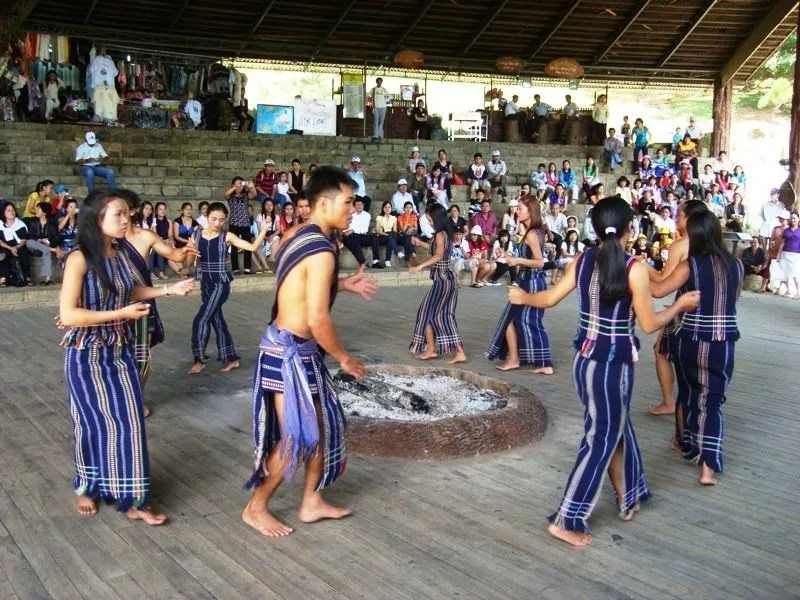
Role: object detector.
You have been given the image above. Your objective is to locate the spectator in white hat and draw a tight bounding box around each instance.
[488,149,507,202]
[254,158,278,202]
[391,178,416,215]
[407,146,425,174]
[75,131,116,192]
[347,156,371,212]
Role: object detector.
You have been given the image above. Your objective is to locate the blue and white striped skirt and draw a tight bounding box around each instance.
[410,275,463,355]
[64,343,150,511]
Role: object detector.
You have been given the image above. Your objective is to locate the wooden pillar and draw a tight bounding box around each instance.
[789,8,800,210]
[711,77,733,157]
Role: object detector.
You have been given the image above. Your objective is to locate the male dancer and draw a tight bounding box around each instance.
[646,199,707,417]
[243,167,377,537]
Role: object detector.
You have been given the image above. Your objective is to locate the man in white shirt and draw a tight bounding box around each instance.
[391,179,416,215]
[341,198,376,267]
[347,156,371,212]
[561,94,579,141]
[369,77,391,141]
[544,202,568,251]
[653,205,677,239]
[711,151,733,174]
[685,117,702,144]
[504,95,519,118]
[760,188,783,249]
[75,131,116,192]
[487,150,508,202]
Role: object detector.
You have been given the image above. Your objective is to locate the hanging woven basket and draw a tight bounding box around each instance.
[544,57,584,79]
[394,49,424,70]
[495,56,524,74]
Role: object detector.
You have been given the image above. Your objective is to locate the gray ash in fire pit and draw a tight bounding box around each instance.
[333,370,508,422]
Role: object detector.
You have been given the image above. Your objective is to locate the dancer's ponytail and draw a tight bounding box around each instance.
[591,196,634,304]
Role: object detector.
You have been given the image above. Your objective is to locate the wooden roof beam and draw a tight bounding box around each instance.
[8,0,41,31]
[592,0,653,65]
[84,0,100,24]
[526,0,582,62]
[308,0,359,63]
[390,0,437,52]
[458,0,511,57]
[168,0,192,33]
[238,0,278,55]
[658,0,719,67]
[745,27,798,82]
[720,0,798,85]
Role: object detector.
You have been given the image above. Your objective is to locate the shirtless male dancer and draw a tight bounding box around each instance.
[243,167,378,537]
[646,199,707,417]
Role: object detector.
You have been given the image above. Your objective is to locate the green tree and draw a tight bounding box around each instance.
[737,32,796,113]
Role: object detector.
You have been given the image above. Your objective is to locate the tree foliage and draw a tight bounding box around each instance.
[738,32,796,113]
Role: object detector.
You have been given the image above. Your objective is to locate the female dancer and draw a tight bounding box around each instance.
[486,195,553,374]
[189,202,268,374]
[508,196,699,546]
[650,210,743,485]
[409,203,466,363]
[59,190,194,523]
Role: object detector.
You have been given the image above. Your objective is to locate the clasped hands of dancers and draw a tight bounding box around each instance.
[60,179,739,549]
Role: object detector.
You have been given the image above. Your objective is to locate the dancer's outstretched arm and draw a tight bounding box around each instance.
[339,266,378,300]
[130,278,195,302]
[629,261,698,333]
[227,220,268,253]
[649,260,690,299]
[507,256,578,309]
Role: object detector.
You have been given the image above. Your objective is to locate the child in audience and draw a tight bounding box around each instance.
[531,163,548,198]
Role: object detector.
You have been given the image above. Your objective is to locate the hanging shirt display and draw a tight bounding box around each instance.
[88,55,117,91]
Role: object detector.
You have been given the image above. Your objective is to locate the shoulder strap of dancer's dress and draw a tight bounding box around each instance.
[271,224,338,323]
[118,238,149,287]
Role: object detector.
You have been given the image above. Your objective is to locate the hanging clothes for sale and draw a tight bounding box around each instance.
[87,53,117,94]
[93,84,120,121]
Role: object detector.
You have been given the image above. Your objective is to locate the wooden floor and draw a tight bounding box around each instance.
[1,284,799,600]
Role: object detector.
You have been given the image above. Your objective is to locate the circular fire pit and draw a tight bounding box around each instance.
[339,364,547,459]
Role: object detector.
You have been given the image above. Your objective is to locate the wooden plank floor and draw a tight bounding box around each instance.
[1,284,799,600]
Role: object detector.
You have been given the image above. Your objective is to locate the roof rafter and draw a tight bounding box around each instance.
[308,0,359,63]
[592,0,653,65]
[526,0,582,62]
[658,0,720,67]
[84,0,99,24]
[458,0,511,57]
[390,0,437,52]
[238,0,278,56]
[168,0,192,33]
[8,0,41,32]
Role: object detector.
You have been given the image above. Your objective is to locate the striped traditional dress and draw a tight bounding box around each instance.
[247,224,347,491]
[486,229,552,367]
[672,254,742,473]
[191,230,238,363]
[410,232,463,354]
[61,249,151,511]
[119,238,164,381]
[549,248,650,533]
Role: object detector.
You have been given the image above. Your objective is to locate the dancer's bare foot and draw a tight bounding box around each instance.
[531,366,554,375]
[699,464,718,486]
[188,362,206,374]
[496,359,519,371]
[242,502,294,537]
[416,351,438,361]
[448,350,467,365]
[126,507,167,526]
[298,499,352,524]
[670,437,683,453]
[76,496,97,517]
[647,402,675,416]
[618,502,641,522]
[220,360,240,373]
[546,523,591,547]
[143,405,152,418]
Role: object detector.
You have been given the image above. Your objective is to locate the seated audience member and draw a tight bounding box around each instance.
[173,202,199,250]
[675,133,699,177]
[603,128,623,171]
[469,188,487,219]
[588,183,605,205]
[75,131,116,193]
[407,147,425,174]
[274,171,294,207]
[23,180,54,218]
[296,195,311,225]
[549,184,567,210]
[254,159,278,201]
[397,201,419,262]
[57,198,79,262]
[732,164,747,191]
[556,227,584,282]
[392,178,416,215]
[662,190,679,219]
[664,173,686,200]
[581,156,600,198]
[741,238,767,289]
[545,162,559,193]
[515,183,532,202]
[50,184,69,214]
[725,193,746,232]
[372,200,400,268]
[23,201,59,285]
[0,201,32,286]
[651,147,670,178]
[288,159,305,202]
[712,150,732,174]
[450,230,480,286]
[195,201,210,230]
[487,149,507,202]
[678,159,695,192]
[631,177,644,206]
[407,162,427,211]
[708,183,725,208]
[467,153,491,200]
[658,168,672,190]
[671,126,683,152]
[644,175,663,204]
[632,233,651,263]
[466,225,490,287]
[255,198,279,258]
[485,229,517,285]
[704,190,726,219]
[699,164,716,195]
[558,160,580,203]
[656,227,674,252]
[501,199,519,237]
[531,163,548,197]
[427,164,449,208]
[449,205,468,234]
[653,205,676,239]
[348,156,372,212]
[638,190,657,237]
[616,176,632,205]
[725,179,741,204]
[582,205,598,247]
[278,202,296,234]
[471,199,498,244]
[637,155,655,180]
[545,201,567,252]
[341,198,373,267]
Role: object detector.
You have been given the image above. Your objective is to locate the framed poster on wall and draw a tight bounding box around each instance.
[256,104,294,135]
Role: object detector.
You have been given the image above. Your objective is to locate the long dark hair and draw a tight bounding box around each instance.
[77,190,124,292]
[154,201,167,220]
[591,195,635,304]
[426,203,453,236]
[686,210,735,270]
[137,200,155,228]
